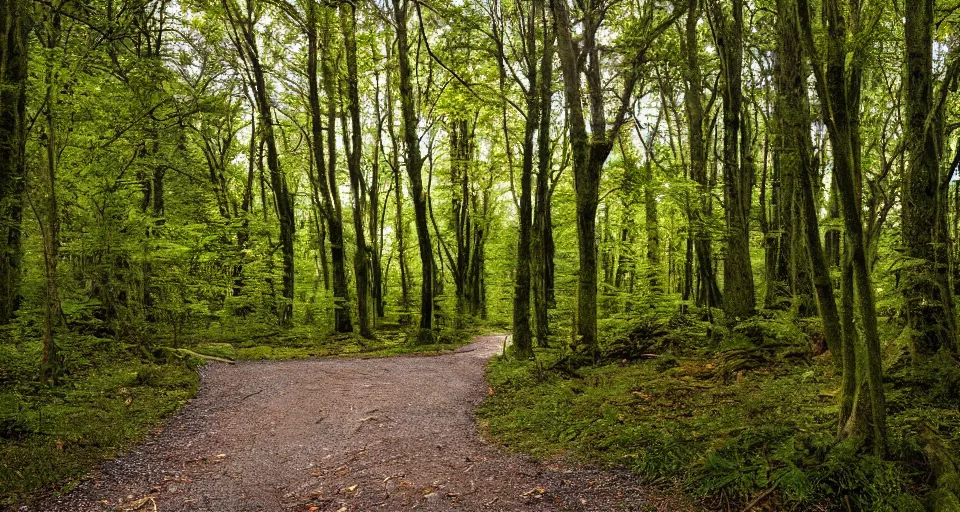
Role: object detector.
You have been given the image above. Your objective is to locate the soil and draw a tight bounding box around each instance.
[28,335,694,512]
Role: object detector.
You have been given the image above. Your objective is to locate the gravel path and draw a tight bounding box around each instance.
[30,335,692,512]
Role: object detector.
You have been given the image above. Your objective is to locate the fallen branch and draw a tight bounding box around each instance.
[176,349,235,364]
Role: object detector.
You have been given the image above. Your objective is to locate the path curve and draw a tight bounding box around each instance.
[32,335,689,512]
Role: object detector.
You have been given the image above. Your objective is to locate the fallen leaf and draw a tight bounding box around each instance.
[520,487,546,497]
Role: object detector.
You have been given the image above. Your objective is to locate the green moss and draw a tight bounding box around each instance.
[478,341,956,510]
[0,352,198,506]
[192,342,238,360]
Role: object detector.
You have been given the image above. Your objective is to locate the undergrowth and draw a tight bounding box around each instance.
[0,331,201,507]
[478,309,959,511]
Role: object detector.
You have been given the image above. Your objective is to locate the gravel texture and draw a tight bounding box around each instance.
[26,335,694,512]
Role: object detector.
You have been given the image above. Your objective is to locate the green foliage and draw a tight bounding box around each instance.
[479,313,957,511]
[0,331,199,506]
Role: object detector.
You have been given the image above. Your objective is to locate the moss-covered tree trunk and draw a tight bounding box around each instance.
[383,37,411,324]
[0,0,28,325]
[532,20,554,347]
[798,0,888,453]
[683,0,722,311]
[304,1,352,333]
[902,0,958,357]
[511,0,543,358]
[775,0,842,360]
[711,0,755,321]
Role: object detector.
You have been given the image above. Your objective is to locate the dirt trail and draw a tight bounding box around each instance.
[32,335,691,512]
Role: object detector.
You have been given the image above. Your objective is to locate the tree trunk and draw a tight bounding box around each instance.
[511,0,541,359]
[711,0,756,320]
[394,0,435,343]
[684,0,722,311]
[370,65,386,319]
[645,155,661,291]
[305,1,352,333]
[40,11,62,384]
[383,36,411,324]
[902,0,958,357]
[449,118,474,326]
[532,17,554,347]
[776,0,842,361]
[224,0,295,328]
[0,0,28,325]
[551,0,610,361]
[798,0,888,453]
[340,3,373,339]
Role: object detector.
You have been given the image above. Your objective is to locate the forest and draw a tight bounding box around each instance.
[1,0,960,509]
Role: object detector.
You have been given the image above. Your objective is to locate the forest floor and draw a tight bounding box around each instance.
[26,334,693,512]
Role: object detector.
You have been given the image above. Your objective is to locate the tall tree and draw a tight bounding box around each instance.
[223,0,296,328]
[393,0,435,343]
[302,0,352,333]
[709,0,755,320]
[798,0,887,453]
[37,2,63,384]
[532,14,555,347]
[340,2,373,338]
[550,0,681,360]
[682,0,722,311]
[509,0,541,359]
[902,0,959,357]
[0,0,28,325]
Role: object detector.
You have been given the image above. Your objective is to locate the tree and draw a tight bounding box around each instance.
[797,0,888,453]
[223,0,296,328]
[902,0,959,358]
[531,15,555,347]
[708,0,755,320]
[340,2,373,339]
[550,0,682,360]
[0,0,28,325]
[393,0,435,343]
[682,0,722,312]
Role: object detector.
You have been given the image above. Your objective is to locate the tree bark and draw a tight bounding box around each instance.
[340,3,373,339]
[0,0,28,325]
[393,0,435,343]
[798,0,888,453]
[303,1,352,333]
[532,17,554,347]
[511,0,541,359]
[224,0,295,328]
[902,0,958,357]
[776,0,842,360]
[710,0,755,320]
[39,8,62,384]
[683,0,722,311]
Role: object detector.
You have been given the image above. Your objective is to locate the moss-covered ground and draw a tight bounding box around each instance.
[478,312,960,511]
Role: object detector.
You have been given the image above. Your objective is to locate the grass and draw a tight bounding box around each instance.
[477,313,959,511]
[0,321,480,507]
[189,323,481,361]
[0,336,200,506]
